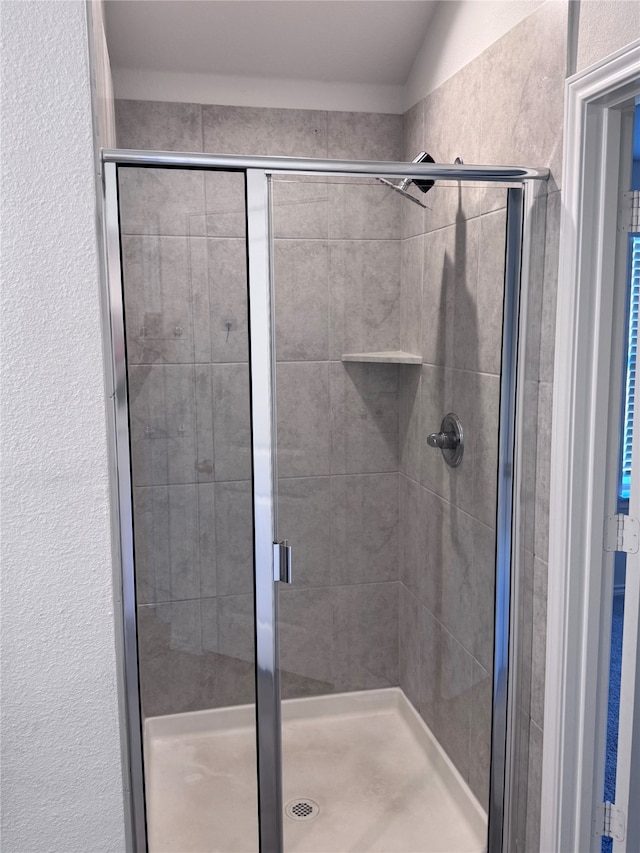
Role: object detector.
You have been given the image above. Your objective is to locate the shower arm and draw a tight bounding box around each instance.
[399,152,429,191]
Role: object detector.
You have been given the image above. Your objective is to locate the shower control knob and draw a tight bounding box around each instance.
[427,430,458,449]
[428,413,464,468]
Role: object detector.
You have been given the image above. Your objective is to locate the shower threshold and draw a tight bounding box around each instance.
[144,687,486,852]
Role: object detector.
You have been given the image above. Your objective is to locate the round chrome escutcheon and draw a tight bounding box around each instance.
[427,412,464,468]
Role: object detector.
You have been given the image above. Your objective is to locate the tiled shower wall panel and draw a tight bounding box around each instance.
[399,0,566,838]
[398,186,504,812]
[116,102,405,716]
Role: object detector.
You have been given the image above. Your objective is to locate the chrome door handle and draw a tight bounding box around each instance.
[273,540,292,584]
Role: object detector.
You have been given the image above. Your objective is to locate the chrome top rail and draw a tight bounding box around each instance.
[102,149,550,182]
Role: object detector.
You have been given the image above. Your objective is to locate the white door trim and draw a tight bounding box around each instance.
[541,41,640,853]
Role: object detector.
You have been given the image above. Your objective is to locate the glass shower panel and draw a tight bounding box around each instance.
[269,174,510,851]
[117,167,258,852]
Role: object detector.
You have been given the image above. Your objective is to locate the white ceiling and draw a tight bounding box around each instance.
[104,1,438,86]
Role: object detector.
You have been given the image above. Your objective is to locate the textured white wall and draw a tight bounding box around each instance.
[0,2,126,850]
[576,0,640,71]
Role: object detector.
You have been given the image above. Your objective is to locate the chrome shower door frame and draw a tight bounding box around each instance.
[101,151,547,853]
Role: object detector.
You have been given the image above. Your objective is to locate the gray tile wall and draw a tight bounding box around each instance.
[400,0,567,840]
[397,179,504,810]
[265,132,405,697]
[119,160,257,716]
[117,101,405,717]
[117,82,539,822]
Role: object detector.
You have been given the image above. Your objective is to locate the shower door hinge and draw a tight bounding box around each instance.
[273,540,292,584]
[619,190,640,232]
[594,802,625,841]
[603,513,640,553]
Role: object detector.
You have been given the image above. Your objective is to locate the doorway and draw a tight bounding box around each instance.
[540,41,640,853]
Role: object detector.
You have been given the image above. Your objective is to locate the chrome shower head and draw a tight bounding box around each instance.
[378,151,436,209]
[377,177,430,208]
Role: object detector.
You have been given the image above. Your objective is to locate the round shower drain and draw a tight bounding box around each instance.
[285,798,320,822]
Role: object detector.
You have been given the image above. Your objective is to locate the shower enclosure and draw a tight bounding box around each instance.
[102,150,547,853]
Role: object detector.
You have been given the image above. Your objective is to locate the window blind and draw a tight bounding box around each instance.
[620,233,640,500]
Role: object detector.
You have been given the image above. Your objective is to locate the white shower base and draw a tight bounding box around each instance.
[145,687,486,853]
